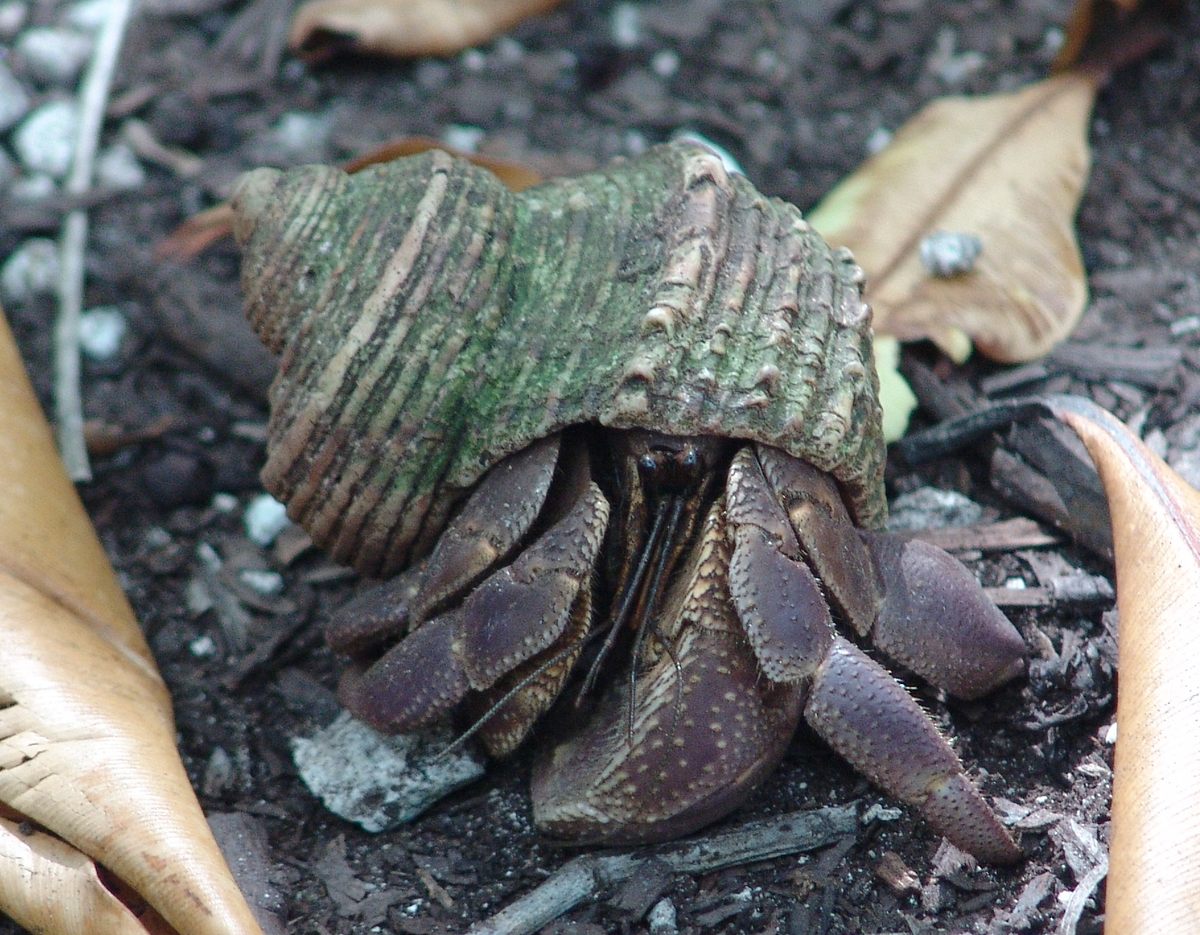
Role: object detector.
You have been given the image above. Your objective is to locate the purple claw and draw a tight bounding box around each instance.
[804,637,1021,863]
[861,531,1027,700]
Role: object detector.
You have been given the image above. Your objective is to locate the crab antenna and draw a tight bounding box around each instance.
[575,496,671,703]
[626,493,686,740]
[437,633,592,760]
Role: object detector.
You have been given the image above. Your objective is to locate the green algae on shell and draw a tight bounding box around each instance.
[231,142,885,577]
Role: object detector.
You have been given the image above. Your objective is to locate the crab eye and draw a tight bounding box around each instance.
[638,453,658,474]
[681,449,699,470]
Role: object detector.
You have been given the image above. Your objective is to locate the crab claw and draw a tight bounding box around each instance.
[532,503,805,844]
[861,531,1027,700]
[805,637,1022,864]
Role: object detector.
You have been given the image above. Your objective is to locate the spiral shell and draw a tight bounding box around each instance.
[231,142,885,577]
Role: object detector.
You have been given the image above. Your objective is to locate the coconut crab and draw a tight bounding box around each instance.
[231,142,1027,863]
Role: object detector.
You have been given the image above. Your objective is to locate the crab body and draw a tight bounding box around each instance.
[231,143,1027,863]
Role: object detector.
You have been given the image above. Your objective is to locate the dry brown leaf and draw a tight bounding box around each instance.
[291,0,561,60]
[0,308,263,935]
[809,72,1096,364]
[1047,396,1200,930]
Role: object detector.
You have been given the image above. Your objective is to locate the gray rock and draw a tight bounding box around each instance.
[8,172,57,201]
[16,27,94,86]
[95,141,146,190]
[13,99,78,177]
[291,713,486,833]
[0,62,31,132]
[0,1,26,39]
[79,305,128,359]
[0,238,61,305]
[0,146,16,190]
[67,0,116,31]
[887,487,983,532]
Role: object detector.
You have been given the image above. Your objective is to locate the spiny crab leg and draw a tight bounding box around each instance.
[337,448,610,744]
[755,446,1027,700]
[326,434,562,656]
[726,446,1022,863]
[805,638,1022,864]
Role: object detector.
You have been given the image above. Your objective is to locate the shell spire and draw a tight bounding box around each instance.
[232,142,885,577]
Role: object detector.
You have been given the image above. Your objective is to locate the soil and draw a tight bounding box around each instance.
[2,0,1199,932]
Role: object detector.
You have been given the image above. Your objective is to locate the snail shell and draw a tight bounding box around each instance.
[231,142,885,577]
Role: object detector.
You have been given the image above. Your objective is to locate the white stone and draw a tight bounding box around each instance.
[67,0,116,31]
[441,123,484,154]
[244,493,291,546]
[291,712,486,832]
[16,28,94,87]
[0,238,60,305]
[95,141,146,190]
[238,568,284,596]
[189,634,217,657]
[79,305,127,359]
[269,111,332,161]
[0,1,26,39]
[920,230,983,277]
[647,898,678,935]
[8,173,56,201]
[211,492,239,513]
[670,130,744,176]
[13,99,78,177]
[651,49,679,78]
[611,2,640,49]
[0,62,30,132]
[887,487,983,532]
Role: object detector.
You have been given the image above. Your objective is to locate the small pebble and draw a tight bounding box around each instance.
[862,802,904,823]
[8,173,56,201]
[13,99,79,178]
[651,49,679,78]
[670,129,744,175]
[268,111,332,162]
[920,230,983,277]
[95,141,146,190]
[66,0,115,31]
[189,633,217,657]
[647,898,678,935]
[611,2,640,49]
[887,487,983,531]
[16,27,94,86]
[238,568,284,597]
[211,492,239,513]
[244,493,291,546]
[291,712,486,832]
[79,305,127,360]
[442,123,484,153]
[0,238,60,304]
[0,62,31,132]
[0,0,27,38]
[865,126,893,155]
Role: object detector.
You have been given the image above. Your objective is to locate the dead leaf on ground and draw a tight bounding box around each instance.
[157,137,542,261]
[809,72,1096,364]
[1045,396,1200,932]
[291,0,561,60]
[0,308,262,935]
[1053,0,1180,72]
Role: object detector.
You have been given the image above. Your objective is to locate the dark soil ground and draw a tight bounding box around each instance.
[3,0,1200,932]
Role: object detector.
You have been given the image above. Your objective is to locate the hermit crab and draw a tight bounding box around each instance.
[231,142,1027,863]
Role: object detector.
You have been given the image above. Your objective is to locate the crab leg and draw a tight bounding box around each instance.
[338,471,609,738]
[727,446,1020,863]
[805,637,1022,864]
[754,445,1026,699]
[326,434,562,655]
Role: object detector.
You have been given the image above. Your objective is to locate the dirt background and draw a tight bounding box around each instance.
[3,0,1199,932]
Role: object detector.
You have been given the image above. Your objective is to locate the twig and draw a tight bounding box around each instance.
[54,0,136,481]
[467,804,858,935]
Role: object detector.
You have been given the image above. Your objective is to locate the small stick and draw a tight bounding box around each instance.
[467,804,858,935]
[54,0,135,481]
